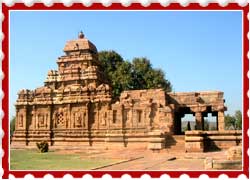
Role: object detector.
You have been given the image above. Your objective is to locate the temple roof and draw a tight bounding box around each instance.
[63,31,97,53]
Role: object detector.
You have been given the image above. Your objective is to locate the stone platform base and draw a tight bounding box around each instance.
[204,157,242,170]
[11,130,242,153]
[185,130,242,152]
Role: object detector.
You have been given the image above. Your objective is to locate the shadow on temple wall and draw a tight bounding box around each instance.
[123,139,128,147]
[203,132,242,152]
[164,134,177,148]
[236,138,241,146]
[122,130,128,147]
[50,131,54,146]
[204,138,221,152]
[88,130,93,146]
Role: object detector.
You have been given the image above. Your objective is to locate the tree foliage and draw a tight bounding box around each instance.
[131,58,172,91]
[225,110,242,130]
[10,116,16,137]
[36,141,49,153]
[98,50,172,100]
[98,50,123,78]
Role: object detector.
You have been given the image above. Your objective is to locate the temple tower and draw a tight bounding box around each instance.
[45,31,107,89]
[12,32,112,147]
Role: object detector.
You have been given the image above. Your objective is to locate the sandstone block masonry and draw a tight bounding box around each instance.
[11,32,238,150]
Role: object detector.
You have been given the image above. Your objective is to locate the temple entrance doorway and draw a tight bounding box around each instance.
[174,107,195,135]
[181,114,195,133]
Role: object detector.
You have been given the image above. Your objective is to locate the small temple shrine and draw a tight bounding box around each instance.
[11,32,242,152]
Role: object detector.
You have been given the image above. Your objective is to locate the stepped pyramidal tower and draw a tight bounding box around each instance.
[13,32,112,147]
[12,32,241,152]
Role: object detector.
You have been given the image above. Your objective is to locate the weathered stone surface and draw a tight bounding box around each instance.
[212,160,242,170]
[185,130,242,152]
[147,130,165,150]
[204,157,213,170]
[226,146,242,160]
[185,131,204,152]
[11,32,238,151]
[204,157,242,170]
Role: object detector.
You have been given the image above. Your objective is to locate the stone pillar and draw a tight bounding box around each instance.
[98,106,102,129]
[67,104,71,129]
[106,110,111,128]
[53,111,57,129]
[23,107,27,130]
[47,105,51,130]
[15,108,19,130]
[118,108,123,127]
[35,111,39,129]
[145,106,151,128]
[191,106,207,131]
[121,106,125,129]
[82,107,87,129]
[82,108,86,128]
[218,111,225,131]
[195,112,203,130]
[127,108,131,127]
[86,103,90,129]
[130,108,134,128]
[212,105,226,131]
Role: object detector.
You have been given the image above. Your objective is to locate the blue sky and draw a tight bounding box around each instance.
[10,10,242,119]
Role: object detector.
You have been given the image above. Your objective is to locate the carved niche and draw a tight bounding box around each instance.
[99,103,110,127]
[18,114,24,127]
[53,107,68,129]
[72,108,87,128]
[37,114,48,128]
[101,111,107,126]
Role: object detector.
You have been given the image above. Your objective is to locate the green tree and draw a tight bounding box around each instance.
[99,50,125,100]
[98,50,123,79]
[131,58,151,89]
[110,61,134,99]
[225,110,242,130]
[131,58,172,91]
[10,116,16,136]
[235,110,242,130]
[98,51,172,100]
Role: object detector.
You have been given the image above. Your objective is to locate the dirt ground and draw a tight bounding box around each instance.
[56,148,228,170]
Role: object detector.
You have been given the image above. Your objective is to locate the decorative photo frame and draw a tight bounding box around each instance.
[2,3,249,179]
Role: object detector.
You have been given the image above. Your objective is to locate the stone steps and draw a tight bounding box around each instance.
[165,135,185,151]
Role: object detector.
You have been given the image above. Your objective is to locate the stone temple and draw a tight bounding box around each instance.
[11,32,242,152]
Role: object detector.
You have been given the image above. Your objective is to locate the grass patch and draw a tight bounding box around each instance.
[10,149,118,170]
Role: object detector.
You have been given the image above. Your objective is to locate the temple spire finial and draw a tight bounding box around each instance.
[78,31,84,39]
